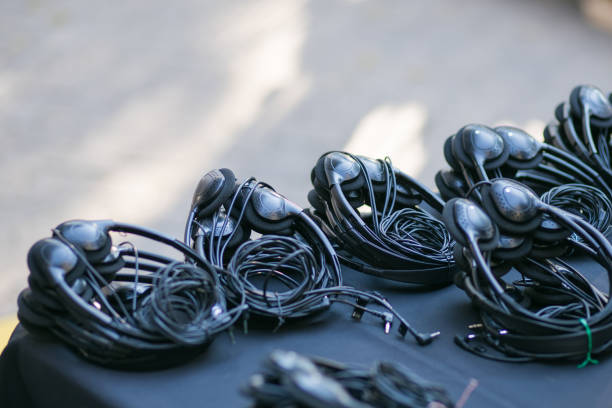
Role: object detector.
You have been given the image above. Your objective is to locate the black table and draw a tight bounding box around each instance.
[1,265,611,408]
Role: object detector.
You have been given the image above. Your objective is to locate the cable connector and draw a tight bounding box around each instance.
[382,312,393,334]
[351,297,369,321]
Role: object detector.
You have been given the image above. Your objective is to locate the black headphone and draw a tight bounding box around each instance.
[18,219,242,368]
[184,168,441,345]
[438,124,612,199]
[244,350,455,408]
[547,85,612,184]
[307,151,455,286]
[443,180,612,362]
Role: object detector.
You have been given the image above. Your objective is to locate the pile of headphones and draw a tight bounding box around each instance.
[16,84,612,371]
[435,84,612,363]
[243,350,457,408]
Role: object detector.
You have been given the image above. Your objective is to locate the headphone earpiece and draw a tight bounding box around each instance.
[94,251,126,280]
[443,136,461,171]
[435,169,467,201]
[317,152,365,191]
[494,126,543,170]
[54,220,112,263]
[17,289,56,329]
[27,238,83,285]
[196,212,251,249]
[452,124,509,176]
[492,233,533,261]
[528,239,568,259]
[240,185,301,235]
[307,189,327,215]
[346,188,366,209]
[479,180,542,234]
[442,198,499,251]
[26,276,65,311]
[570,84,612,127]
[191,168,237,217]
[532,216,571,242]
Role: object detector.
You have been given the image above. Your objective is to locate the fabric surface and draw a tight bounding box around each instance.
[1,264,611,408]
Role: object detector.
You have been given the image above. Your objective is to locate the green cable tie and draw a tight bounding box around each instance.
[577,318,599,368]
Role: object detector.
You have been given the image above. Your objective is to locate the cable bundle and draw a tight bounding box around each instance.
[443,179,612,362]
[540,183,612,238]
[17,220,243,368]
[307,151,455,285]
[185,169,440,345]
[243,350,456,408]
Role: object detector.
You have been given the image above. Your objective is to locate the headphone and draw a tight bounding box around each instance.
[244,350,456,408]
[443,180,612,362]
[184,168,441,345]
[438,124,612,199]
[547,84,612,183]
[436,123,612,255]
[307,151,455,286]
[18,219,242,368]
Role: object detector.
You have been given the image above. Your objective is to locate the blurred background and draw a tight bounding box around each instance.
[1,0,612,346]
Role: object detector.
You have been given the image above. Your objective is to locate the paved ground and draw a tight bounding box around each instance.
[1,0,612,318]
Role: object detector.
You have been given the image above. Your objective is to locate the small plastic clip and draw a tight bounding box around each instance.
[382,312,393,334]
[351,297,369,321]
[398,322,408,337]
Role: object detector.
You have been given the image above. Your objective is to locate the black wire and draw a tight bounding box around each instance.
[243,350,456,408]
[540,183,612,238]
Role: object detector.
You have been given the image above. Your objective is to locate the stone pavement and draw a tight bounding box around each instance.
[1,0,611,318]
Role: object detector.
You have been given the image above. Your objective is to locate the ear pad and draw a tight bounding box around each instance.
[570,85,612,127]
[94,254,126,281]
[452,124,509,172]
[311,173,331,201]
[314,152,365,192]
[240,185,299,235]
[543,121,571,152]
[528,240,568,259]
[443,136,461,171]
[26,277,65,311]
[192,168,237,217]
[554,102,565,123]
[492,234,533,261]
[345,188,366,209]
[307,189,327,215]
[560,102,591,160]
[532,216,572,242]
[435,169,466,201]
[495,126,543,170]
[17,289,56,329]
[69,277,95,302]
[197,212,251,249]
[479,180,542,234]
[54,220,112,263]
[442,198,499,251]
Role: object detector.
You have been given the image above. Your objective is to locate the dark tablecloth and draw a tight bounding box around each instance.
[1,264,611,408]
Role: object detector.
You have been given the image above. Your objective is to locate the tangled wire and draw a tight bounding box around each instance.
[243,350,460,408]
[379,207,455,264]
[224,235,338,324]
[541,183,612,237]
[361,156,455,266]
